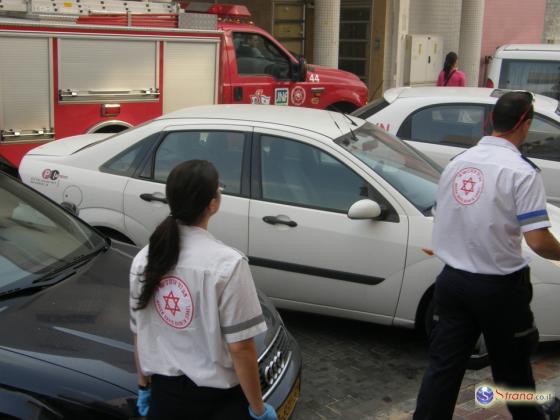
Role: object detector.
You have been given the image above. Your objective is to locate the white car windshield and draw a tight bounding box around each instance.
[335,122,440,213]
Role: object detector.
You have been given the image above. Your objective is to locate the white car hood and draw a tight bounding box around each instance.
[26,134,112,157]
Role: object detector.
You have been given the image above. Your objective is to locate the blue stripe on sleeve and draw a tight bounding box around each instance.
[517,209,548,221]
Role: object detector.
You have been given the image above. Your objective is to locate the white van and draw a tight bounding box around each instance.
[485,44,560,100]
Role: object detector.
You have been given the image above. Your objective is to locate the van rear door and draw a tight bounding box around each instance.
[498,59,560,100]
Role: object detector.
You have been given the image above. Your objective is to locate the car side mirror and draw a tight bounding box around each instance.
[292,56,307,82]
[347,199,382,220]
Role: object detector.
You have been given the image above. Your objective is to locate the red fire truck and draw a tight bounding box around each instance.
[0,0,368,169]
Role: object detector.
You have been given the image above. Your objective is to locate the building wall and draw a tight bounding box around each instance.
[408,0,461,57]
[480,0,546,84]
[544,0,560,43]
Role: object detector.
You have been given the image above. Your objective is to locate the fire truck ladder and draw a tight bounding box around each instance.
[0,0,180,20]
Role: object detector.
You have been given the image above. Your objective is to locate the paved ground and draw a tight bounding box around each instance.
[280,310,560,420]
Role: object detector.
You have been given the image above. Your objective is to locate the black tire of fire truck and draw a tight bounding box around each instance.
[327,102,358,114]
[0,156,19,179]
[421,293,490,370]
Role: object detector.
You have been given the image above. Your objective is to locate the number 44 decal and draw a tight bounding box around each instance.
[309,73,320,83]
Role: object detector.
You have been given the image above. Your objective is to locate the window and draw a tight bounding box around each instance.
[152,131,246,194]
[499,59,560,100]
[336,122,439,214]
[101,134,158,176]
[352,97,389,119]
[520,114,560,161]
[233,32,291,79]
[260,135,369,212]
[400,104,486,148]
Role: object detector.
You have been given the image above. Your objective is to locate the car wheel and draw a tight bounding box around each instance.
[423,296,490,370]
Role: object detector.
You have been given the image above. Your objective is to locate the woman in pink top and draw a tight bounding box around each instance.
[437,51,467,87]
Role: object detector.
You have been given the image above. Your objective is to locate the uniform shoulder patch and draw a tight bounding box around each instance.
[520,155,541,172]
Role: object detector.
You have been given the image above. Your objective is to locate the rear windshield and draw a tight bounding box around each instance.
[351,98,390,120]
[499,59,560,100]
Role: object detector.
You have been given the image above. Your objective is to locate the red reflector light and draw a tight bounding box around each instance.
[207,4,251,18]
[101,104,121,117]
[486,78,494,88]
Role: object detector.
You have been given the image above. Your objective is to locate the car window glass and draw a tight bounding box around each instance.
[520,114,560,161]
[233,32,290,79]
[260,135,369,212]
[101,134,157,176]
[499,59,560,100]
[0,175,105,289]
[352,98,389,119]
[153,131,245,193]
[408,104,485,148]
[336,122,440,213]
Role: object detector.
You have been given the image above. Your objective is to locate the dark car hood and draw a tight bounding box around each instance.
[0,242,138,392]
[0,241,279,393]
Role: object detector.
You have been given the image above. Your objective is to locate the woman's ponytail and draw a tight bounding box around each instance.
[134,160,219,311]
[443,51,458,84]
[135,215,181,310]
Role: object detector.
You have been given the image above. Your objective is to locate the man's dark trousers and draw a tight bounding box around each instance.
[413,265,543,420]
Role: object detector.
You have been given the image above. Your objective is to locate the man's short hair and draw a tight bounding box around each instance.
[492,91,534,133]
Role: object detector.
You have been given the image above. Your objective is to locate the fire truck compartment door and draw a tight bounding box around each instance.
[163,40,219,113]
[58,38,158,101]
[0,36,53,140]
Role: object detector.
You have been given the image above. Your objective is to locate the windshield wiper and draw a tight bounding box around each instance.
[34,244,108,284]
[0,270,77,299]
[0,244,108,299]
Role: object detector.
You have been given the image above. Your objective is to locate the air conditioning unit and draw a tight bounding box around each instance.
[404,34,444,86]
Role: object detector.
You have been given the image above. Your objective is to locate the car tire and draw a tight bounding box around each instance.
[423,297,490,370]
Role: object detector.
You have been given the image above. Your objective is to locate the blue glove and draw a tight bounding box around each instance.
[249,403,278,420]
[136,387,151,417]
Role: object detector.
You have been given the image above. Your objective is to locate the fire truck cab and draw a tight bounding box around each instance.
[0,0,368,168]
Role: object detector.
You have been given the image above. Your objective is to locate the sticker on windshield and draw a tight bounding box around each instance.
[154,276,194,329]
[250,89,271,105]
[275,88,289,106]
[291,87,306,106]
[453,167,484,205]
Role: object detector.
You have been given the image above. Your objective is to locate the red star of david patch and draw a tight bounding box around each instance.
[163,291,181,316]
[460,177,476,194]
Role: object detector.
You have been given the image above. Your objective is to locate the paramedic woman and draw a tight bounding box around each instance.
[130,160,277,420]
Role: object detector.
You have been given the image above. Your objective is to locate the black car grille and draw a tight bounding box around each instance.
[258,326,292,398]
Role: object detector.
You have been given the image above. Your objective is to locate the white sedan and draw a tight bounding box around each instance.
[353,87,560,203]
[19,105,560,347]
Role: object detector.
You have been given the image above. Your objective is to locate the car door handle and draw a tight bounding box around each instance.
[140,193,168,204]
[262,215,297,227]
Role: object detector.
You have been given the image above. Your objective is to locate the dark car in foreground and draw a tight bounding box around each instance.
[0,172,301,419]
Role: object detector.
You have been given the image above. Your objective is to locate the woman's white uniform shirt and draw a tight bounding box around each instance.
[130,225,267,388]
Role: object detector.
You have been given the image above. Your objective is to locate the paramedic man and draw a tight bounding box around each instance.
[130,160,277,420]
[413,91,560,420]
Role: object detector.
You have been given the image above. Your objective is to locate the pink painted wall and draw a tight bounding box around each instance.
[479,0,546,85]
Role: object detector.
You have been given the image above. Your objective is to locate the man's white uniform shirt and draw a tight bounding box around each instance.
[130,225,267,388]
[432,136,551,275]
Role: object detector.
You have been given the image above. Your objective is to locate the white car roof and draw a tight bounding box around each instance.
[384,87,559,115]
[498,44,560,53]
[158,104,355,139]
